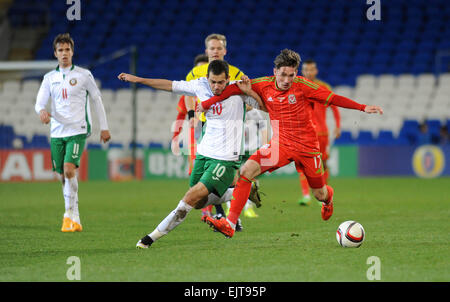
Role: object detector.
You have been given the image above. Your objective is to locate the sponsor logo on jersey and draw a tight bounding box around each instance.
[277,97,285,102]
[288,94,296,104]
[267,97,273,102]
[52,82,61,85]
[69,78,77,86]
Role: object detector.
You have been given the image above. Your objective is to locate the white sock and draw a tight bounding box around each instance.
[149,200,193,241]
[244,200,253,211]
[221,188,234,203]
[63,183,71,218]
[226,201,231,210]
[63,177,79,223]
[226,218,236,230]
[72,191,80,224]
[206,187,235,206]
[63,178,74,219]
[206,193,221,206]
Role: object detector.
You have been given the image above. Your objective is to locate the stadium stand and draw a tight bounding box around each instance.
[1,0,449,149]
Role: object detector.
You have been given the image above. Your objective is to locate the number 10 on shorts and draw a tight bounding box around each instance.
[212,163,226,180]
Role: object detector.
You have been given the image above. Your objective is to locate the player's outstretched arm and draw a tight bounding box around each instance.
[198,84,244,113]
[118,73,173,91]
[328,94,383,115]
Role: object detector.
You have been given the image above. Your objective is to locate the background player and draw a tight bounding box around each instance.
[35,33,111,232]
[118,60,263,248]
[185,33,246,218]
[171,54,209,161]
[201,49,383,238]
[298,59,341,205]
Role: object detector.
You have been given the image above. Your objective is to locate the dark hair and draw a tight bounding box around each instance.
[274,48,301,69]
[303,59,316,65]
[207,59,229,78]
[53,33,74,51]
[193,54,209,66]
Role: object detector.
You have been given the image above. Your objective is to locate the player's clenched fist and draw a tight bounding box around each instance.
[39,109,51,124]
[118,73,139,83]
[100,130,111,143]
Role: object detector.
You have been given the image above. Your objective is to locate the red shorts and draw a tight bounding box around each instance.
[249,141,325,189]
[318,135,329,162]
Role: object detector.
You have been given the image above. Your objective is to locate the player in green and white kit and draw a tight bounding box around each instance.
[118,60,264,248]
[35,33,111,232]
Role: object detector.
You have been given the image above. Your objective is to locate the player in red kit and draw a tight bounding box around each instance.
[200,49,383,238]
[171,54,209,174]
[298,59,341,205]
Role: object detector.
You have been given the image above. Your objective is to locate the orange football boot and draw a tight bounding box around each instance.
[202,215,235,238]
[61,217,75,232]
[72,221,83,232]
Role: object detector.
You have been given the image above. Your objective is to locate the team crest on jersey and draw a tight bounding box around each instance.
[288,94,296,104]
[69,78,77,86]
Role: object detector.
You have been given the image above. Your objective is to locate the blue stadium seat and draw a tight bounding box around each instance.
[108,143,124,149]
[334,131,354,145]
[148,142,163,149]
[129,142,144,149]
[87,143,102,150]
[30,135,50,149]
[27,0,445,92]
[399,120,420,145]
[376,130,396,145]
[356,131,375,145]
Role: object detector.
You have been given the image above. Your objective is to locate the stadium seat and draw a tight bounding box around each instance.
[334,131,354,145]
[356,131,375,145]
[4,0,449,150]
[87,143,102,150]
[29,134,50,149]
[376,130,396,145]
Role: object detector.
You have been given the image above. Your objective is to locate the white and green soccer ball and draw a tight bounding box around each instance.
[336,221,365,248]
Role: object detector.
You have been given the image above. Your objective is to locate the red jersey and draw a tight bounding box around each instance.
[310,79,341,136]
[250,76,335,155]
[177,95,188,115]
[173,96,188,139]
[172,95,198,139]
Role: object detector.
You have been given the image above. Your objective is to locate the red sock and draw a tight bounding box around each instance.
[299,173,310,196]
[202,205,213,213]
[227,175,252,225]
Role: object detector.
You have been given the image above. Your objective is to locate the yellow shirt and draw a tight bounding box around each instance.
[186,63,245,122]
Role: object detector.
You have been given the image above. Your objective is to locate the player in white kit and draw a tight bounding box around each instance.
[117,60,264,248]
[35,33,111,232]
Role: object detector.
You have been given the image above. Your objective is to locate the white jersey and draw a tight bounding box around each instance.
[244,108,268,154]
[35,65,109,138]
[172,78,260,161]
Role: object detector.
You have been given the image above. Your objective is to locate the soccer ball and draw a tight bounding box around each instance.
[336,221,365,248]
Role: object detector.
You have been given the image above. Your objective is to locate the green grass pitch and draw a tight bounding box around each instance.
[0,177,449,281]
